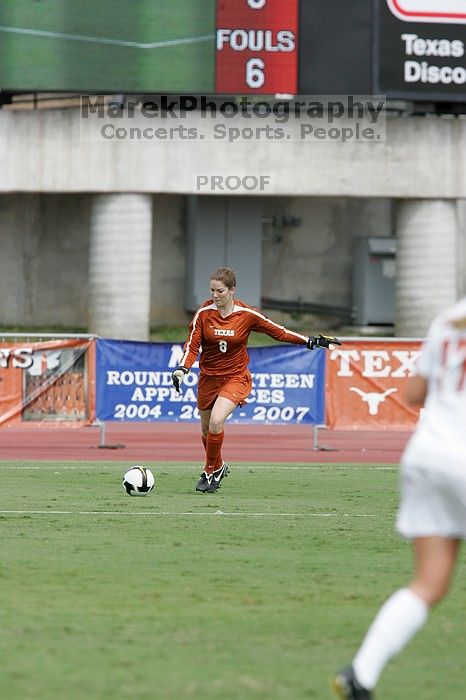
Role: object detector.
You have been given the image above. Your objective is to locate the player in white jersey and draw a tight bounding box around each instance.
[332,297,466,700]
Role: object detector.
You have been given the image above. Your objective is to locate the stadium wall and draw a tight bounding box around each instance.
[1,108,465,336]
[1,109,466,197]
[0,192,392,331]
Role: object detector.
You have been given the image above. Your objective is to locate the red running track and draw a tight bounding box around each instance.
[0,423,411,464]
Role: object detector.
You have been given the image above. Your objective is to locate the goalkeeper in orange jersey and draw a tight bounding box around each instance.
[171,267,341,493]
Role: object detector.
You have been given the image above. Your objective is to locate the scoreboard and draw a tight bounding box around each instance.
[0,0,466,103]
[374,0,466,100]
[385,0,466,24]
[0,0,298,95]
[216,0,298,94]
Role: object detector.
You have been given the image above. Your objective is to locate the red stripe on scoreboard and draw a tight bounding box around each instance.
[215,0,298,94]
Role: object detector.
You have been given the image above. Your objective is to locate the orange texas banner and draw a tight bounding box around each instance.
[325,339,422,430]
[0,338,95,427]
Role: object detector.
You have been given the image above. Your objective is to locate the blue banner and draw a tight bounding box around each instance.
[96,339,325,425]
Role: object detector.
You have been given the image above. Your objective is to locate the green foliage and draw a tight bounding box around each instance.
[1,462,465,699]
[150,326,189,343]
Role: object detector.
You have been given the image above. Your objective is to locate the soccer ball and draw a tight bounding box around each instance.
[122,466,155,496]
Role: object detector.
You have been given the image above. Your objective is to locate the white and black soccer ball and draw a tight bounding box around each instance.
[122,466,155,496]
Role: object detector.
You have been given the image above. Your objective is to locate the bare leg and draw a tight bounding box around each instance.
[208,396,237,433]
[410,536,460,605]
[199,397,238,438]
[352,536,460,691]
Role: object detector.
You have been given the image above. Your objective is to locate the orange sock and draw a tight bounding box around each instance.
[204,430,224,473]
[202,435,207,452]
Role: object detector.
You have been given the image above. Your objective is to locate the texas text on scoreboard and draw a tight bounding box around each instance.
[374,0,466,100]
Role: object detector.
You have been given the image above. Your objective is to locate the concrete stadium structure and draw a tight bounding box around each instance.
[0,106,464,338]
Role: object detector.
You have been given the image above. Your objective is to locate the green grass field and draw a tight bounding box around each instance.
[0,0,215,91]
[1,462,465,699]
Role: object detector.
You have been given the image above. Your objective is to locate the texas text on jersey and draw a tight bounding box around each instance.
[180,298,308,376]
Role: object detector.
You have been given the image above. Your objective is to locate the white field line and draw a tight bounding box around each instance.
[0,510,376,518]
[0,465,397,471]
[0,26,214,49]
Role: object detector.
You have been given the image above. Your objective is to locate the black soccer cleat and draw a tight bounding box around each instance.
[195,472,212,493]
[331,667,373,700]
[206,462,230,493]
[196,463,230,493]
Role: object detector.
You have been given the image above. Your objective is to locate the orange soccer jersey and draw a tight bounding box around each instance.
[180,299,308,376]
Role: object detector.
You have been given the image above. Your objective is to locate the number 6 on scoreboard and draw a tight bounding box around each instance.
[246,58,265,88]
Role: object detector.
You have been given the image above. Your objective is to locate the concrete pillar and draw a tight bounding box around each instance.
[395,199,457,337]
[89,194,152,340]
[457,199,466,298]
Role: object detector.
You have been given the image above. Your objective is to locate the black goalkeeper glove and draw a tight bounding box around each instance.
[307,334,342,350]
[171,366,189,393]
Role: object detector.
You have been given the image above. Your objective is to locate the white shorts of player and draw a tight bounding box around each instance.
[397,465,466,540]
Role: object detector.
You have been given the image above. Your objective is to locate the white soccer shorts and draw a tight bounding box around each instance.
[397,465,466,539]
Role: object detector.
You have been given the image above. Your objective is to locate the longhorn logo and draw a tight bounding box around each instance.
[349,387,397,415]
